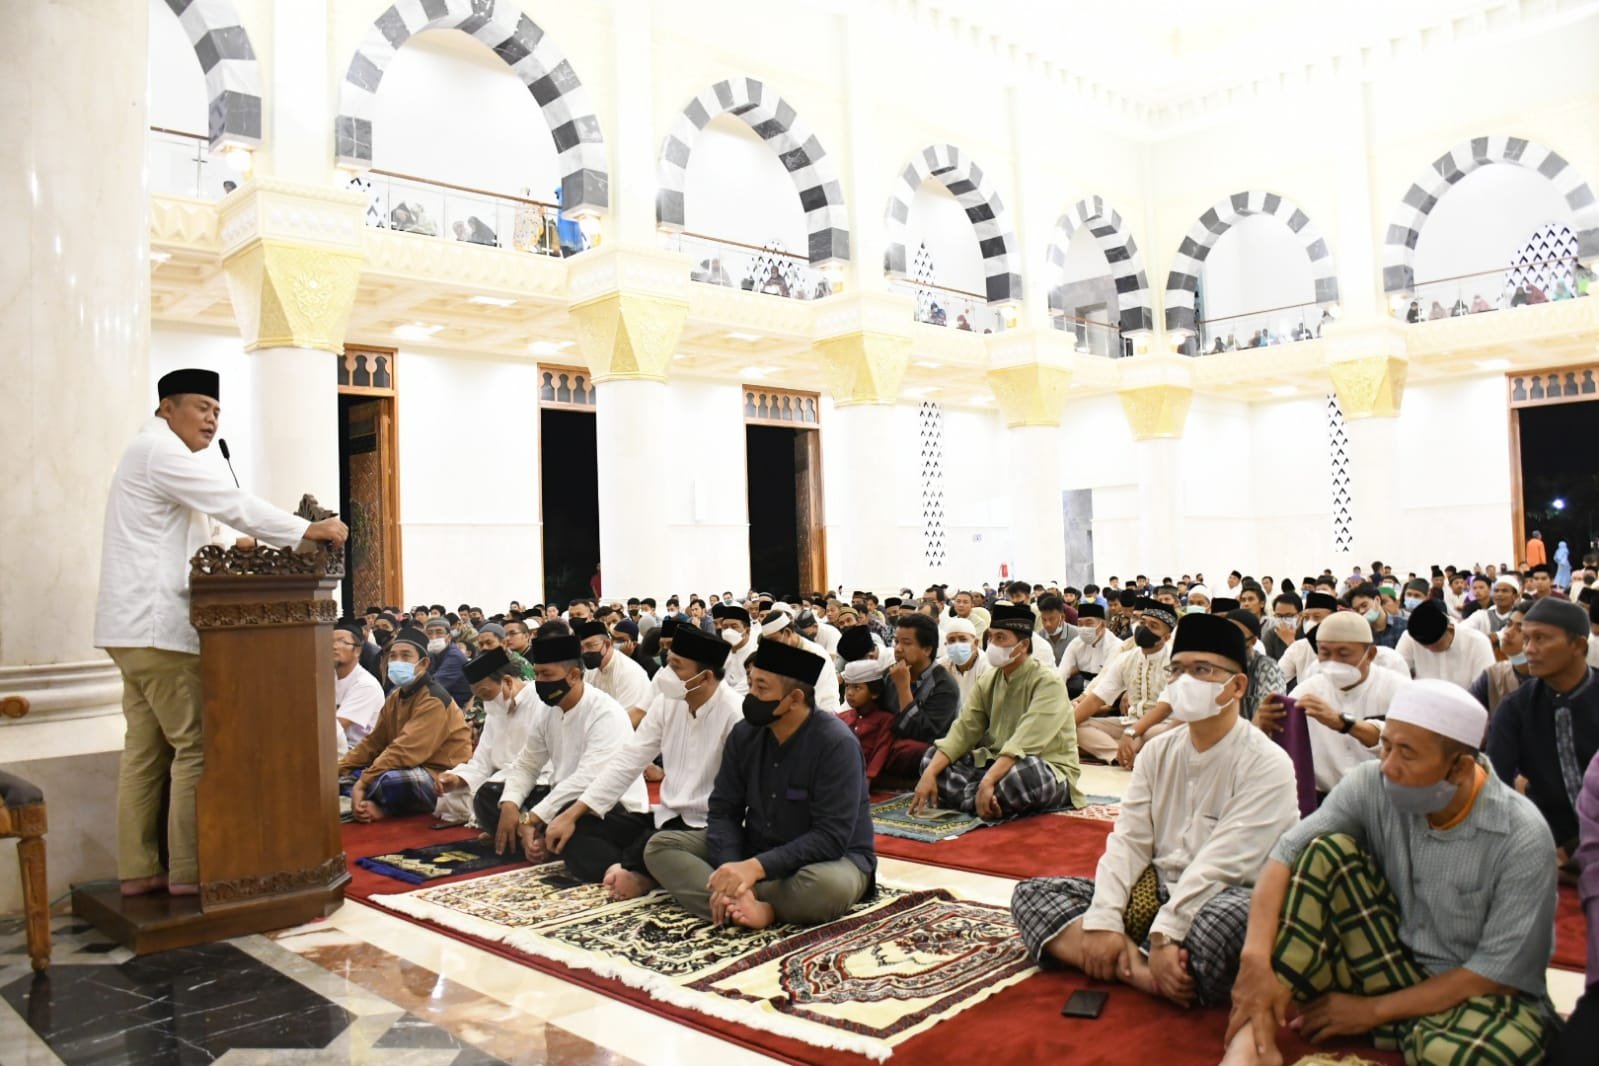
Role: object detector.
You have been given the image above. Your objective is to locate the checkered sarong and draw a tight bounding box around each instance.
[1276,833,1555,1065]
[341,766,438,816]
[1010,870,1251,1007]
[919,749,1071,817]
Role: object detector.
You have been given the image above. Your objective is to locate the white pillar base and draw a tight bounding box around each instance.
[1136,438,1186,580]
[1006,425,1066,584]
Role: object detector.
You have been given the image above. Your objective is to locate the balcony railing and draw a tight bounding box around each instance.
[662,231,834,301]
[1192,299,1331,355]
[1049,310,1127,358]
[1398,257,1594,321]
[147,127,237,200]
[890,278,1006,333]
[351,169,580,258]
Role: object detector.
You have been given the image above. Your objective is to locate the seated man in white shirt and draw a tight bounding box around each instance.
[1059,603,1119,699]
[942,617,990,706]
[1072,599,1179,763]
[332,621,384,756]
[434,649,540,827]
[490,634,652,882]
[1011,614,1298,1008]
[1275,592,1341,686]
[713,603,758,693]
[575,620,652,725]
[1397,599,1496,690]
[1257,612,1405,793]
[545,625,742,900]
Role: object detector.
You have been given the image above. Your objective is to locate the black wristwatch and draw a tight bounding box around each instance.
[1339,712,1357,735]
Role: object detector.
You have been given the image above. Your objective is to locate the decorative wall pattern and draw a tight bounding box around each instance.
[1509,366,1599,407]
[1326,393,1353,554]
[1044,196,1153,334]
[742,387,819,426]
[334,0,608,215]
[1164,190,1340,334]
[538,365,597,408]
[657,78,848,265]
[1383,135,1599,295]
[161,0,263,149]
[918,402,948,570]
[1505,222,1579,298]
[884,144,1022,305]
[911,241,939,322]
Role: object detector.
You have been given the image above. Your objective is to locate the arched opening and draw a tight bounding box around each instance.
[1045,198,1150,358]
[146,0,260,199]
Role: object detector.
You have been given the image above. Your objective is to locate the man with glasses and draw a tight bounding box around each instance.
[333,620,385,754]
[1011,614,1297,1010]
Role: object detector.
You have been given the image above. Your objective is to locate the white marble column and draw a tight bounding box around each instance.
[608,0,658,246]
[829,404,901,590]
[595,378,674,597]
[1344,415,1402,564]
[1006,425,1067,583]
[0,0,151,910]
[1135,437,1187,579]
[250,346,340,515]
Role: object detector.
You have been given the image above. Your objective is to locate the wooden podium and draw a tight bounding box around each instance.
[74,501,350,953]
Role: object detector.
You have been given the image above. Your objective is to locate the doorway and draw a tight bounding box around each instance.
[1512,371,1599,569]
[540,407,600,604]
[337,347,403,618]
[742,386,824,597]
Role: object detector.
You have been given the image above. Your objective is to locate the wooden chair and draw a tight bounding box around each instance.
[1,694,49,971]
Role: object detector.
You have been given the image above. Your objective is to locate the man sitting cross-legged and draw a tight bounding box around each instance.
[1011,614,1298,1009]
[644,639,876,929]
[432,649,540,827]
[489,634,652,882]
[912,603,1085,820]
[543,625,742,900]
[339,627,473,821]
[1225,680,1559,1066]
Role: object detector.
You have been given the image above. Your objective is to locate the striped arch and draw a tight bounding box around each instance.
[1164,190,1339,334]
[1382,135,1599,294]
[1045,196,1153,334]
[885,145,1021,305]
[333,0,608,215]
[161,0,262,149]
[657,79,848,265]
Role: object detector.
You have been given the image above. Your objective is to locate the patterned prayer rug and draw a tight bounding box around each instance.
[1061,796,1121,822]
[870,793,989,842]
[354,836,524,885]
[372,864,1035,1060]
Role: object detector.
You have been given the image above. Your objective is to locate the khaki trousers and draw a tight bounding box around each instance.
[644,828,869,926]
[108,647,203,883]
[1076,716,1178,762]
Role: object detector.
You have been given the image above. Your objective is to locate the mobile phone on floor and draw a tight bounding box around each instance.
[1061,989,1108,1019]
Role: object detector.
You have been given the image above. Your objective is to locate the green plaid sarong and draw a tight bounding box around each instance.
[1275,833,1554,1066]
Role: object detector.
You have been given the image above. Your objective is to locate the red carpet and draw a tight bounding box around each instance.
[1555,883,1587,972]
[343,814,529,901]
[875,812,1113,879]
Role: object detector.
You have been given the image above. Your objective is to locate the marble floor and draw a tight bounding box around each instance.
[0,763,1585,1065]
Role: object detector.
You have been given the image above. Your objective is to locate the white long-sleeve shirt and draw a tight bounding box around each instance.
[446,690,541,794]
[1296,665,1408,791]
[586,647,652,713]
[1081,718,1298,942]
[1059,631,1121,681]
[499,685,649,824]
[1396,625,1496,690]
[1280,637,1408,686]
[796,635,842,713]
[581,682,742,828]
[946,654,992,708]
[95,418,311,654]
[334,665,385,751]
[724,634,758,694]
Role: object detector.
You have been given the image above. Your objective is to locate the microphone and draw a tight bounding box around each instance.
[218,438,240,488]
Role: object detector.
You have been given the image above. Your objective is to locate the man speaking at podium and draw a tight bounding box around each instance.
[94,369,349,899]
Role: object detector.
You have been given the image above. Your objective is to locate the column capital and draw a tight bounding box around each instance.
[1119,385,1193,441]
[568,291,688,384]
[816,330,909,406]
[986,362,1073,427]
[1328,355,1409,419]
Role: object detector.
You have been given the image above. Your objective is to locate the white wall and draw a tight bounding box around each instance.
[1200,213,1317,322]
[397,350,543,605]
[906,181,988,297]
[1411,165,1574,291]
[1061,225,1113,285]
[1247,394,1338,584]
[659,379,751,597]
[683,115,807,253]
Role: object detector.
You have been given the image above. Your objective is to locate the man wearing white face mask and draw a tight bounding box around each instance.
[1012,614,1297,1011]
[1259,612,1404,793]
[1276,592,1341,686]
[543,625,741,901]
[1059,603,1118,700]
[942,618,990,706]
[423,616,473,709]
[712,602,757,694]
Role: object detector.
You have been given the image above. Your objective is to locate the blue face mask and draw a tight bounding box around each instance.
[945,642,974,666]
[1403,596,1424,611]
[387,660,418,687]
[1185,605,1207,615]
[1510,652,1529,666]
[1382,772,1459,816]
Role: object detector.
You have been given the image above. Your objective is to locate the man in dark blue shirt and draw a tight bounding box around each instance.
[645,639,876,929]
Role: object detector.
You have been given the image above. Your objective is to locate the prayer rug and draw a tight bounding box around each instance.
[373,864,1033,1060]
[354,836,524,885]
[342,815,508,902]
[875,808,1114,880]
[870,794,990,842]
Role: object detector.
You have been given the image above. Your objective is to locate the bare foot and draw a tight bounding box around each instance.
[601,864,657,900]
[1121,950,1160,997]
[1220,1023,1283,1066]
[643,764,665,782]
[119,874,167,898]
[727,887,777,929]
[168,882,200,897]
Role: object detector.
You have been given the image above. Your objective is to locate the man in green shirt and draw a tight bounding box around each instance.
[911,603,1084,819]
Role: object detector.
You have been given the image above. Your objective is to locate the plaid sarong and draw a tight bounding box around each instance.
[340,765,438,816]
[1010,869,1252,1006]
[1276,833,1555,1065]
[919,749,1071,818]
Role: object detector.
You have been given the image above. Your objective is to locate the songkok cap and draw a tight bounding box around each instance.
[989,603,1036,636]
[1317,611,1373,644]
[1210,597,1241,614]
[1135,598,1178,630]
[1590,597,1599,626]
[1386,678,1487,750]
[885,597,903,609]
[1528,562,1554,578]
[711,603,750,625]
[1171,613,1247,672]
[1187,584,1212,602]
[838,625,876,662]
[944,617,977,639]
[1075,602,1106,621]
[1225,608,1262,640]
[157,368,220,400]
[1118,588,1140,608]
[659,618,681,640]
[842,658,889,684]
[1525,597,1590,640]
[335,619,366,641]
[531,634,582,664]
[463,648,510,684]
[668,624,730,669]
[1304,592,1340,613]
[794,611,817,629]
[378,611,401,627]
[1494,575,1521,592]
[477,622,506,639]
[750,639,825,685]
[391,627,429,656]
[574,620,610,641]
[1407,599,1450,645]
[613,619,640,640]
[760,610,792,636]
